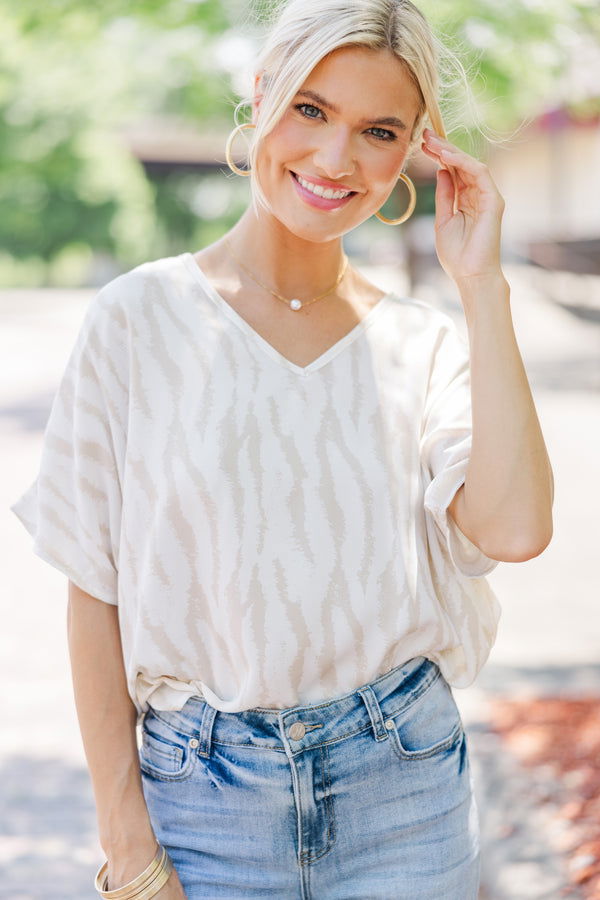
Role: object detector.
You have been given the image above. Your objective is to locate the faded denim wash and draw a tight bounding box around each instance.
[139,655,481,899]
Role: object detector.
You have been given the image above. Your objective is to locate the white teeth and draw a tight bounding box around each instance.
[296,174,350,201]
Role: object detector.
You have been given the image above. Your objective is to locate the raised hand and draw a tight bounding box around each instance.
[421,127,506,289]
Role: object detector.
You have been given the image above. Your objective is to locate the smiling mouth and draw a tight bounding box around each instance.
[290,171,357,200]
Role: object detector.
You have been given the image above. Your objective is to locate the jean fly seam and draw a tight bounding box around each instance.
[299,742,336,865]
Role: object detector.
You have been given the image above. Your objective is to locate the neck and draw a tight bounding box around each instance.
[225,206,347,301]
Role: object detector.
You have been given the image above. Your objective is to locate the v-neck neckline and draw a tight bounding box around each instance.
[181,251,395,377]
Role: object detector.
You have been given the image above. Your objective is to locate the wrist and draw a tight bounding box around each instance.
[454,269,509,297]
[101,821,157,858]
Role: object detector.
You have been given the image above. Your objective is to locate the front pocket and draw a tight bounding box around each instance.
[140,712,198,782]
[387,673,465,761]
[389,716,464,760]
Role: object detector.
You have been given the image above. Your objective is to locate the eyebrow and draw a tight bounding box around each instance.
[295,89,408,131]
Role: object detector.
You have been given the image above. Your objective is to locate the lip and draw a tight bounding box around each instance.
[290,171,357,211]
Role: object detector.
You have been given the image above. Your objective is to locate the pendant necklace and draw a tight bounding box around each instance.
[223,238,349,312]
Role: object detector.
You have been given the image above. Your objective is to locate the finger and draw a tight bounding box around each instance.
[421,141,466,214]
[420,143,461,208]
[435,168,457,227]
[423,130,467,157]
[422,131,464,163]
[449,166,470,195]
[438,150,502,204]
[421,142,445,165]
[438,147,487,177]
[423,133,489,181]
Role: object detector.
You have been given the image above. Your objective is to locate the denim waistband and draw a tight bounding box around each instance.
[146,656,442,757]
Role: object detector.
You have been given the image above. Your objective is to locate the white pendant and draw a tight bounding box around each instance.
[290,298,302,311]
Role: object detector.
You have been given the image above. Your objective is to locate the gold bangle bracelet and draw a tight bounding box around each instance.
[95,844,172,900]
[121,854,173,900]
[94,842,171,899]
[95,842,160,897]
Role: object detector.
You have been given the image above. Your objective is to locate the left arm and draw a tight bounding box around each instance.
[421,129,554,562]
[449,272,554,561]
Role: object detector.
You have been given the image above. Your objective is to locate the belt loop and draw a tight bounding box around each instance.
[357,685,389,742]
[195,701,218,759]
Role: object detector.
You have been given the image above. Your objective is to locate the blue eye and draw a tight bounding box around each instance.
[369,127,397,142]
[293,103,397,142]
[294,103,322,119]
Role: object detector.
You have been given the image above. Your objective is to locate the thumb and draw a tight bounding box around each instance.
[435,167,456,227]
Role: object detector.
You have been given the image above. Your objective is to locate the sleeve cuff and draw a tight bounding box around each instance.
[10,486,119,606]
[423,463,500,579]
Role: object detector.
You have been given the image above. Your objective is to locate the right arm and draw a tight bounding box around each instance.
[67,580,187,897]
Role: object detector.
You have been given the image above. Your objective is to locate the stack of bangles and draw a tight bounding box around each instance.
[94,841,173,899]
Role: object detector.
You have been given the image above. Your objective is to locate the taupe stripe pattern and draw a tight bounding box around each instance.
[10,253,501,719]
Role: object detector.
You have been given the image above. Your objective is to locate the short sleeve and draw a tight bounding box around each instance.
[420,316,500,579]
[9,289,125,605]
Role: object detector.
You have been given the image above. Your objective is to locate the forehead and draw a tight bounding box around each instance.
[303,45,421,112]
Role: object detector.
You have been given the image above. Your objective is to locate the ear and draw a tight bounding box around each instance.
[252,71,264,123]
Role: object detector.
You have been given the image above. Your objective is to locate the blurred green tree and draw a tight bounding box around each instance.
[0,0,597,284]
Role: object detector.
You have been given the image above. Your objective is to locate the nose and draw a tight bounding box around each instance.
[311,128,356,181]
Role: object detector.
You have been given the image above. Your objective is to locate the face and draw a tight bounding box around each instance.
[252,45,422,242]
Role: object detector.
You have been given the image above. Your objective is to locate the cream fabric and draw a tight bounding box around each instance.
[10,252,501,721]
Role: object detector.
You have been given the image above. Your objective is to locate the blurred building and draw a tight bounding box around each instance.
[490,105,600,248]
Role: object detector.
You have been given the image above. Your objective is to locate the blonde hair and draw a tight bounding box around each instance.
[232,0,482,219]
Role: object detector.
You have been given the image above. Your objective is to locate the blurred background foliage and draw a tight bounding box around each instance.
[0,0,598,285]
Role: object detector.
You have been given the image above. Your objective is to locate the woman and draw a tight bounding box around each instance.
[10,0,554,897]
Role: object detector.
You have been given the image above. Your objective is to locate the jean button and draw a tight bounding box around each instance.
[288,721,306,740]
[384,719,394,730]
[189,738,199,748]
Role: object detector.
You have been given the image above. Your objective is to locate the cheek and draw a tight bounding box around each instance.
[261,117,310,168]
[380,137,410,174]
[365,152,408,194]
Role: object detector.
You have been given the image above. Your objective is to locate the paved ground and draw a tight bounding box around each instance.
[422,262,600,900]
[1,262,598,898]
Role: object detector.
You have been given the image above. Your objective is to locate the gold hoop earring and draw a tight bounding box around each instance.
[374,173,417,225]
[225,123,256,176]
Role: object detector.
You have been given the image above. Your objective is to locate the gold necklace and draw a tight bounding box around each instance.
[223,238,349,312]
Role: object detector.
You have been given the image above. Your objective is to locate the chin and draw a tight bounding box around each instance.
[295,224,347,243]
[272,207,354,243]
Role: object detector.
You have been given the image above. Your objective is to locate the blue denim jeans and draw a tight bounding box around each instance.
[139,656,481,899]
